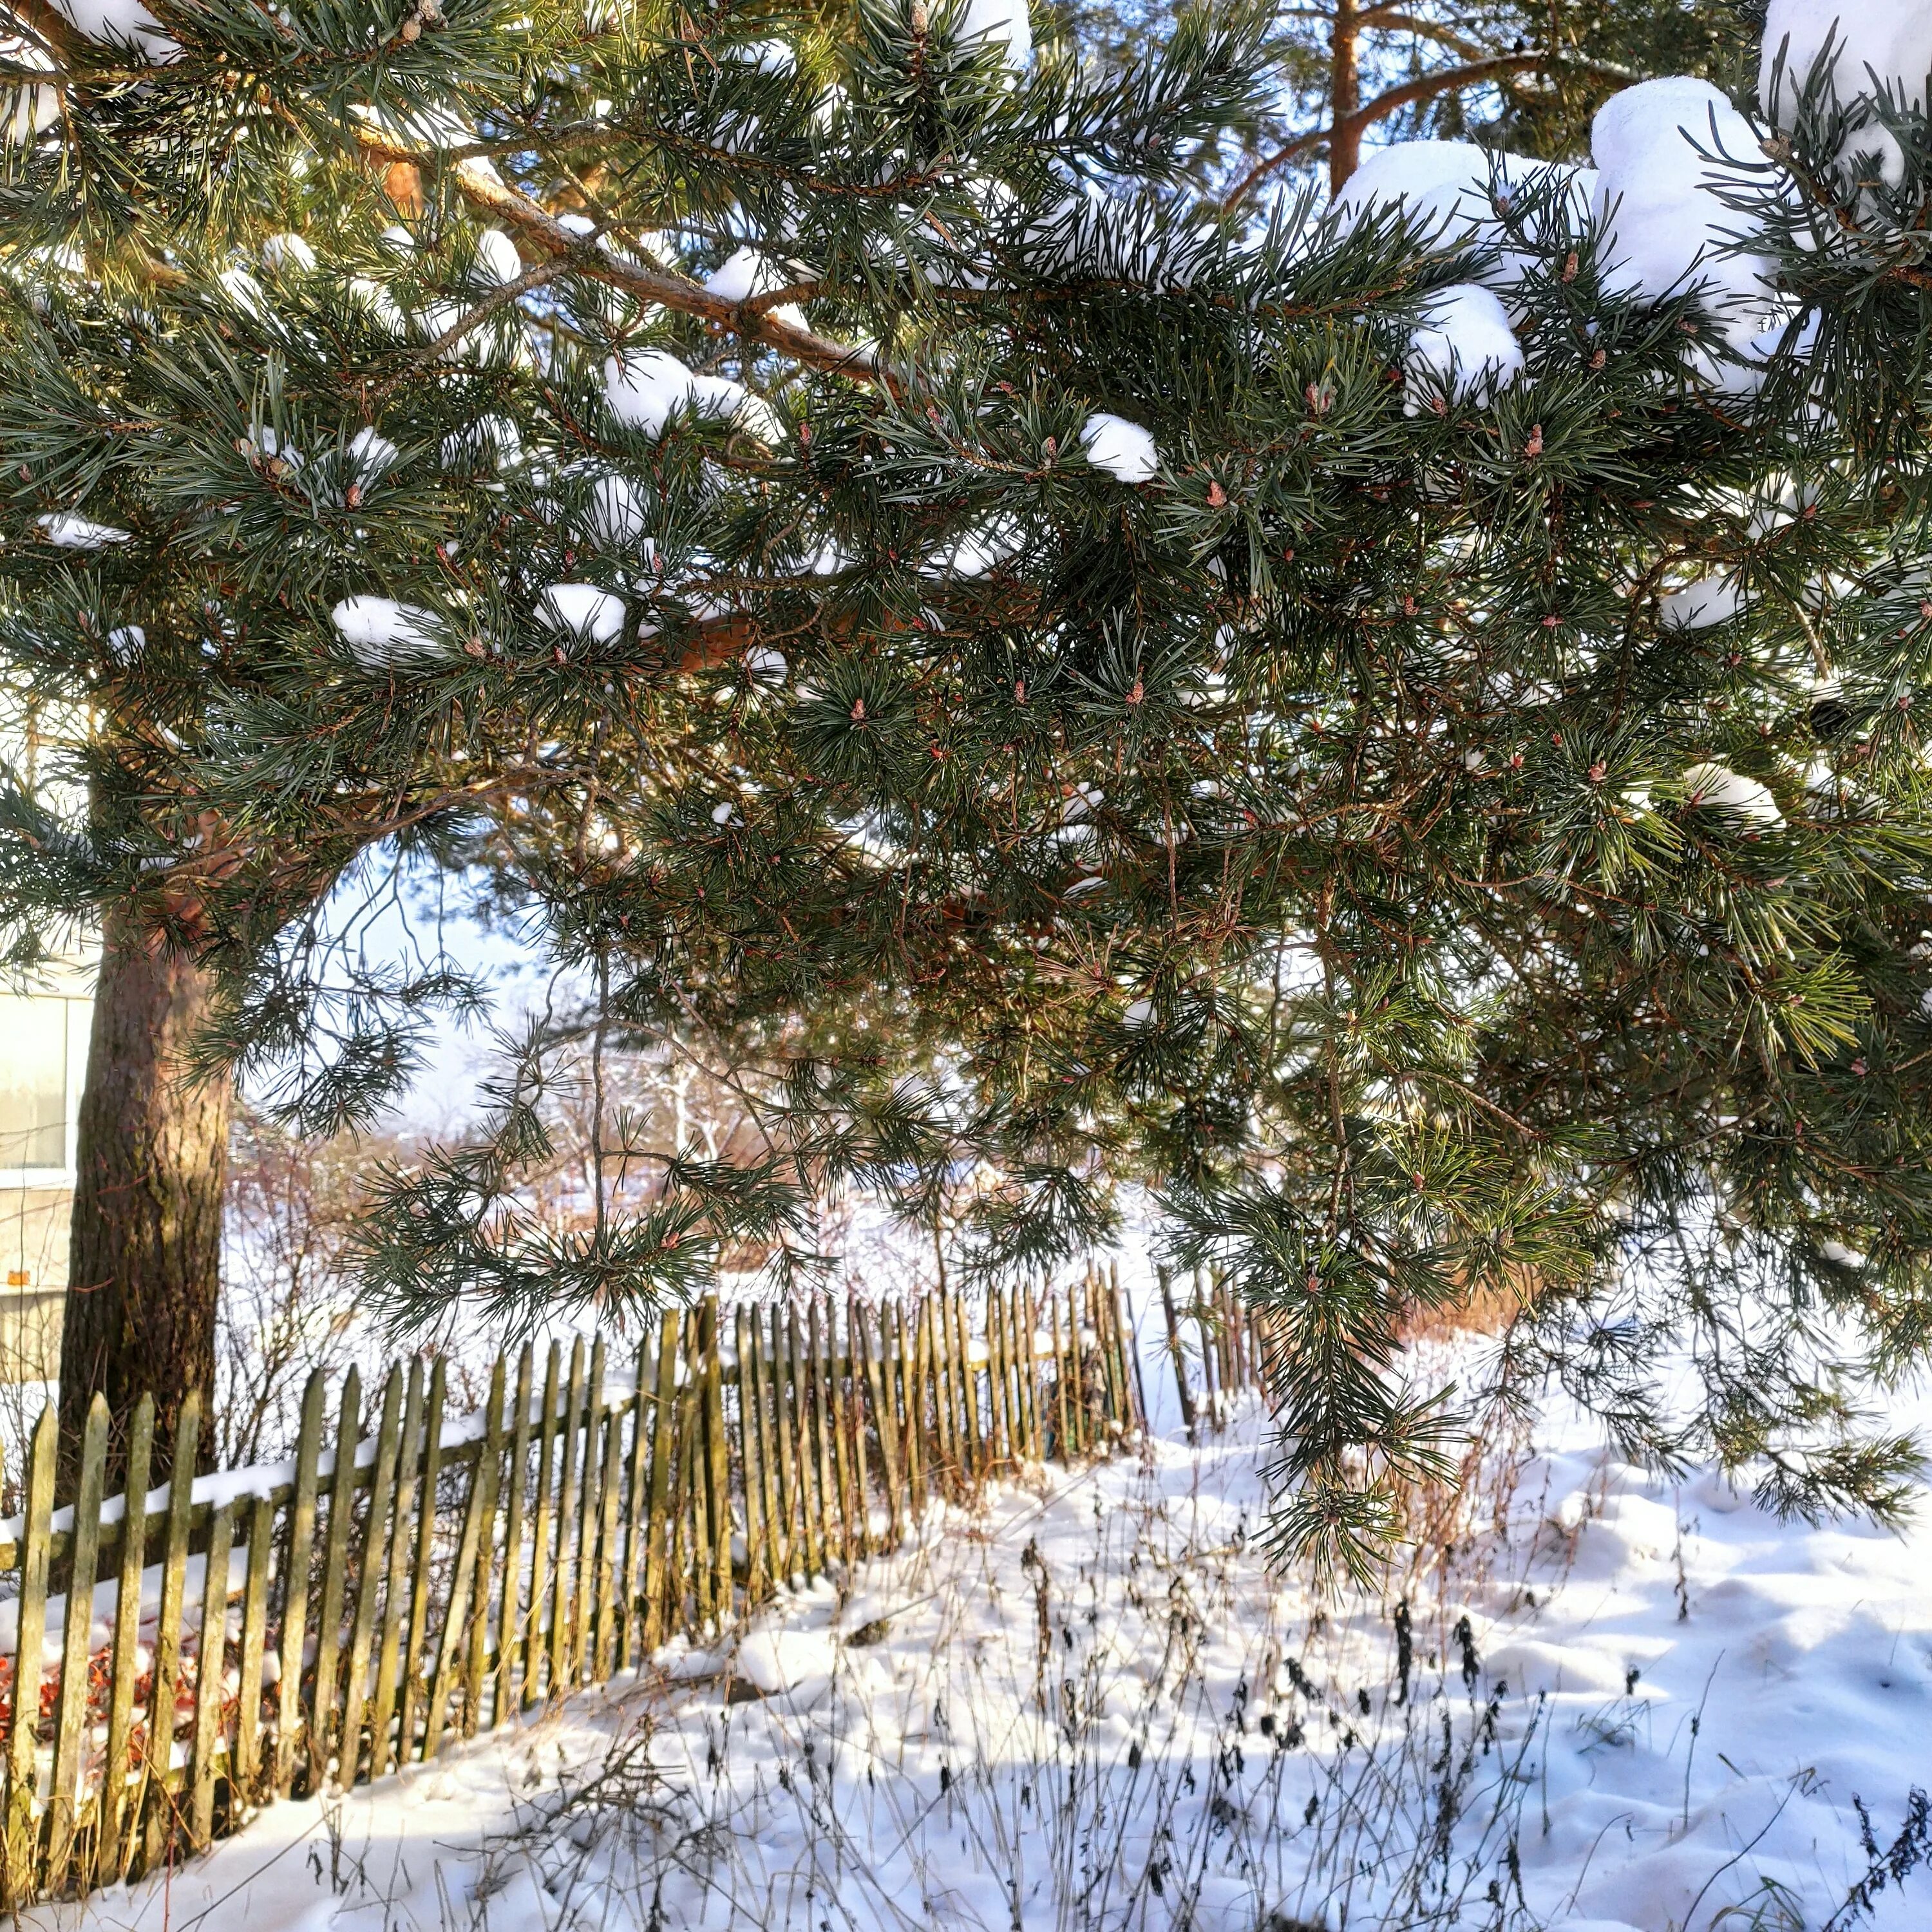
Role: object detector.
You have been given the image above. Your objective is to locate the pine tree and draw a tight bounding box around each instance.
[3,0,1932,1572]
[1221,0,1761,203]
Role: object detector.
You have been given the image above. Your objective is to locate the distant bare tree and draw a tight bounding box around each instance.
[216,1110,390,1467]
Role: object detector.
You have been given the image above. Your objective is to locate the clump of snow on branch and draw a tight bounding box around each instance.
[958,0,1031,70]
[330,596,443,669]
[1761,0,1932,187]
[1332,140,1592,290]
[1079,411,1159,482]
[48,0,176,61]
[704,247,808,330]
[1662,576,1747,630]
[441,415,522,471]
[603,350,780,442]
[728,37,795,77]
[37,511,129,547]
[473,228,523,286]
[1589,79,1774,327]
[538,582,627,645]
[1682,760,1783,829]
[586,472,648,547]
[1403,283,1524,410]
[259,232,316,275]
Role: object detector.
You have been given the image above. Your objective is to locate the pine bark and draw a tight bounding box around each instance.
[59,908,229,1481]
[1328,0,1361,196]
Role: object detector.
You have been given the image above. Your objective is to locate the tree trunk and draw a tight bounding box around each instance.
[60,907,230,1482]
[1328,0,1361,196]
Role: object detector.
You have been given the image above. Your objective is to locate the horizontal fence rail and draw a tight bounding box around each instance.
[0,1270,1256,1906]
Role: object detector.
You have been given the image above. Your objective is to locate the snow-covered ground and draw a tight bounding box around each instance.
[34,1359,1932,1932]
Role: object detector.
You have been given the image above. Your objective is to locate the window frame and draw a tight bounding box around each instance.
[0,995,90,1191]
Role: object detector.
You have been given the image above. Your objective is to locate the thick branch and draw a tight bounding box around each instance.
[348,131,884,388]
[3,0,88,65]
[1224,50,1639,210]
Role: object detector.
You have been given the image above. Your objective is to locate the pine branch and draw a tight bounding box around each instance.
[1223,50,1642,209]
[346,128,885,386]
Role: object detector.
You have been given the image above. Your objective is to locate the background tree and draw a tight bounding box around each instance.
[1218,0,1764,202]
[0,0,1273,1469]
[3,0,1931,1575]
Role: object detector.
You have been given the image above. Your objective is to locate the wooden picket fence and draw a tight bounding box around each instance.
[0,1267,1263,1906]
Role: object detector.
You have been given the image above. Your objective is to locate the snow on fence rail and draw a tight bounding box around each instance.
[0,1269,1258,1906]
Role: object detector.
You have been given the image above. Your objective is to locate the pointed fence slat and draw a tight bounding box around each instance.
[571,1341,606,1689]
[2,1265,1226,1908]
[769,1305,800,1583]
[493,1345,534,1727]
[235,1493,274,1804]
[547,1341,587,1698]
[189,1499,233,1850]
[749,1312,782,1594]
[310,1368,361,1786]
[48,1393,107,1881]
[736,1307,768,1598]
[894,1300,923,1517]
[339,1368,403,1788]
[428,1357,503,1759]
[591,1402,624,1680]
[858,1302,902,1547]
[4,1406,55,1897]
[461,1356,509,1740]
[101,1392,154,1883]
[703,1303,732,1627]
[522,1343,561,1710]
[826,1305,855,1566]
[642,1311,680,1652]
[368,1359,424,1782]
[618,1342,652,1674]
[399,1357,446,1757]
[275,1372,325,1798]
[140,1393,200,1870]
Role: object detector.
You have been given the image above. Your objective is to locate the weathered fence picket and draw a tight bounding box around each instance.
[0,1276,1258,1906]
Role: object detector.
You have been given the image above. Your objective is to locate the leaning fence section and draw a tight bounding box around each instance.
[0,1267,1257,1905]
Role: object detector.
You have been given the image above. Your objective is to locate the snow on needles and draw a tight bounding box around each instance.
[1079,411,1159,482]
[474,227,523,287]
[1761,0,1932,186]
[36,511,129,548]
[538,582,626,645]
[1590,78,1775,328]
[703,246,808,330]
[1662,576,1747,630]
[1332,139,1594,290]
[330,596,443,669]
[959,0,1030,70]
[1403,283,1524,410]
[1331,52,1823,404]
[48,0,176,60]
[1682,759,1784,828]
[603,350,781,443]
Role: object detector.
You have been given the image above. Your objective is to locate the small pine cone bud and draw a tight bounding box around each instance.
[400,15,421,39]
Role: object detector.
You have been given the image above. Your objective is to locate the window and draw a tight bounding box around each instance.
[0,995,77,1175]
